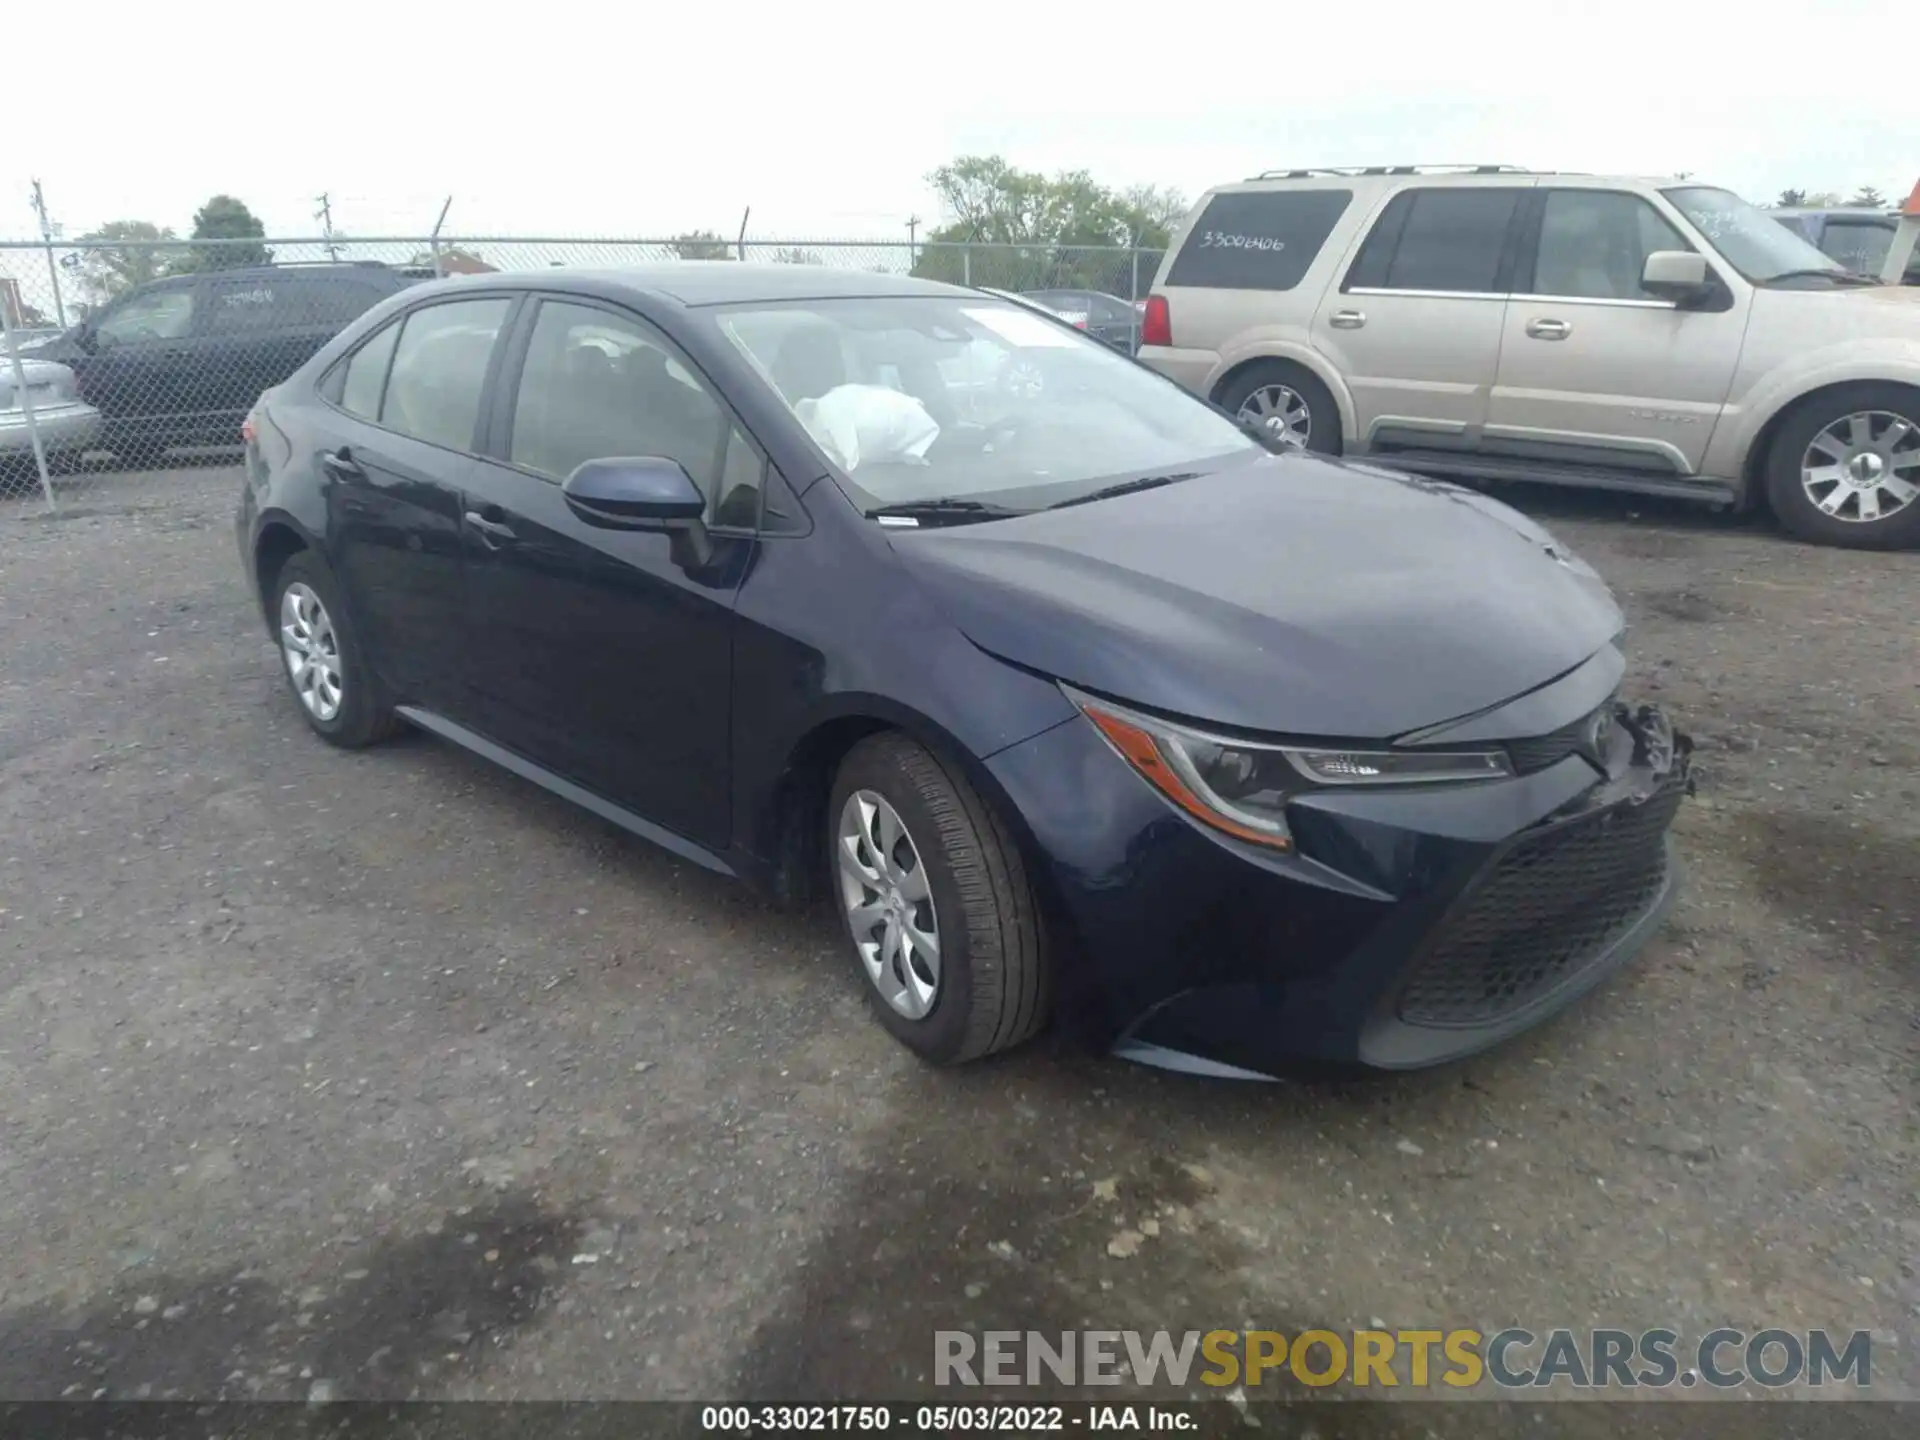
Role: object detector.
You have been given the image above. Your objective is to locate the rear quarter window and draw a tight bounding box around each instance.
[1163,190,1352,291]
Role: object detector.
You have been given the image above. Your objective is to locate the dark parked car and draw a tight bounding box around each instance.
[29,262,424,466]
[1020,288,1142,352]
[237,264,1691,1078]
[1772,208,1919,285]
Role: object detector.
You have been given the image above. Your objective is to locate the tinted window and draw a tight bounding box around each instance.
[1362,188,1521,294]
[1164,190,1352,291]
[1531,190,1691,301]
[337,320,401,420]
[510,300,746,517]
[1819,218,1899,276]
[204,278,281,333]
[95,286,195,344]
[380,298,511,451]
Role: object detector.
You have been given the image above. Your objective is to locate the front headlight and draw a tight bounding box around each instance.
[1063,686,1513,851]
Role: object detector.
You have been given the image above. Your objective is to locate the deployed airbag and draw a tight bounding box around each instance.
[796,384,939,470]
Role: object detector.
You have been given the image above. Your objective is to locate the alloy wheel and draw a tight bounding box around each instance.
[1800,410,1920,524]
[1239,383,1312,449]
[280,582,345,722]
[836,790,942,1019]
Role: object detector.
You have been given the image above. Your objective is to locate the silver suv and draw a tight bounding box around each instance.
[1136,165,1920,549]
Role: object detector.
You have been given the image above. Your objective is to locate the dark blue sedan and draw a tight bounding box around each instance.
[236,264,1691,1078]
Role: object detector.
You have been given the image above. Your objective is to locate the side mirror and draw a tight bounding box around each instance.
[562,456,705,530]
[1642,250,1713,304]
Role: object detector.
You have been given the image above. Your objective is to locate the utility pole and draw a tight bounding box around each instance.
[315,193,340,262]
[28,180,66,328]
[906,214,920,270]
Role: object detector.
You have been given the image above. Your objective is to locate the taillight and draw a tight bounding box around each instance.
[1140,295,1171,348]
[240,416,257,445]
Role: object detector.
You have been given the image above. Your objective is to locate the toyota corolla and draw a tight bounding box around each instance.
[236,264,1691,1078]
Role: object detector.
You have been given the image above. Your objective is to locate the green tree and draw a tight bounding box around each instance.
[73,220,181,304]
[771,246,823,265]
[1776,188,1807,208]
[1849,185,1887,208]
[177,195,271,272]
[910,155,1183,295]
[672,230,733,260]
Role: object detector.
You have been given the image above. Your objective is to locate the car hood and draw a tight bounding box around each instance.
[890,453,1624,740]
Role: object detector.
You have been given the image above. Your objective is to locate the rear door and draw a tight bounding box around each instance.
[1488,187,1745,476]
[318,294,517,711]
[1311,183,1531,450]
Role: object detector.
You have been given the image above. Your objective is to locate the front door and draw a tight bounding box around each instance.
[459,295,761,851]
[1312,184,1531,450]
[1486,188,1746,477]
[71,278,203,452]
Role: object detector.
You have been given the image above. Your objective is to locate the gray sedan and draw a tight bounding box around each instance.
[1,355,101,469]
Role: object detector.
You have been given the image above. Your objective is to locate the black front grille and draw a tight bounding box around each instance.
[1506,706,1606,774]
[1397,768,1686,1027]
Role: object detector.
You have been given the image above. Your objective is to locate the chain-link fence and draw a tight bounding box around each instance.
[0,233,1163,510]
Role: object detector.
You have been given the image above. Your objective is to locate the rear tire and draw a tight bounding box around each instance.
[269,551,400,749]
[1217,362,1342,456]
[1765,383,1920,550]
[828,733,1048,1065]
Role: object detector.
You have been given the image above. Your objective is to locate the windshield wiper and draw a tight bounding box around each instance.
[867,498,1027,527]
[1046,472,1198,511]
[1764,267,1879,285]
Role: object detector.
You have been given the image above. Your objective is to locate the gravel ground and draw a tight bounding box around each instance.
[0,465,1913,1425]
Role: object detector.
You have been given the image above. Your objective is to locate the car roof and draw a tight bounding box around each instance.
[398,263,972,308]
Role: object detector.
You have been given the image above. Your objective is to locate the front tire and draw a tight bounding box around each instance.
[828,733,1048,1065]
[270,551,399,748]
[1765,384,1920,550]
[1217,362,1342,456]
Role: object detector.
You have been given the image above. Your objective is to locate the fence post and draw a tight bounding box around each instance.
[963,247,971,287]
[1131,246,1141,301]
[0,309,57,513]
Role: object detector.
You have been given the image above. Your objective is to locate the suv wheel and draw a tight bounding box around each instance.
[1218,364,1340,455]
[1766,384,1920,550]
[828,733,1048,1065]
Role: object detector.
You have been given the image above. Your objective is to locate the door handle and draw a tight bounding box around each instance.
[464,509,517,547]
[1526,318,1572,341]
[319,446,364,479]
[1330,309,1366,329]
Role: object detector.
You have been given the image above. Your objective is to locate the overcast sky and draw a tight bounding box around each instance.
[2,0,1908,246]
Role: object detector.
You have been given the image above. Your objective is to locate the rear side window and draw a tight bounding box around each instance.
[335,320,401,419]
[380,298,513,452]
[1164,190,1352,291]
[205,279,281,333]
[1347,188,1523,294]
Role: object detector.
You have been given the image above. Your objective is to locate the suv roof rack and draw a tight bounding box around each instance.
[1247,164,1547,180]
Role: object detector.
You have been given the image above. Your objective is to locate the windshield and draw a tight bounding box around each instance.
[712,296,1259,514]
[1664,186,1851,282]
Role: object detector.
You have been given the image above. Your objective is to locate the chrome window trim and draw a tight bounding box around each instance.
[1508,293,1678,311]
[1346,286,1507,301]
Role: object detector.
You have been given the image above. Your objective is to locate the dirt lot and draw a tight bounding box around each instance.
[0,465,1913,1424]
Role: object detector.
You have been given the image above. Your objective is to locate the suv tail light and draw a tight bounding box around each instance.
[240,416,257,445]
[1140,295,1171,348]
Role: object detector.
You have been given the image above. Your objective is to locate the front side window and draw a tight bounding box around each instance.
[1665,186,1847,283]
[1164,189,1352,291]
[380,298,512,451]
[509,301,753,522]
[95,287,195,345]
[1530,190,1692,301]
[713,296,1261,514]
[1358,188,1522,295]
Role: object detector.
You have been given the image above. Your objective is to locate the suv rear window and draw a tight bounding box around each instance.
[1164,190,1352,291]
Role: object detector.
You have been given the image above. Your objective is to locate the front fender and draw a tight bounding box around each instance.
[1706,339,1920,479]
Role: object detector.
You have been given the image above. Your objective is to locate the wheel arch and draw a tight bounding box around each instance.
[253,519,311,630]
[1208,348,1355,446]
[1738,376,1920,519]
